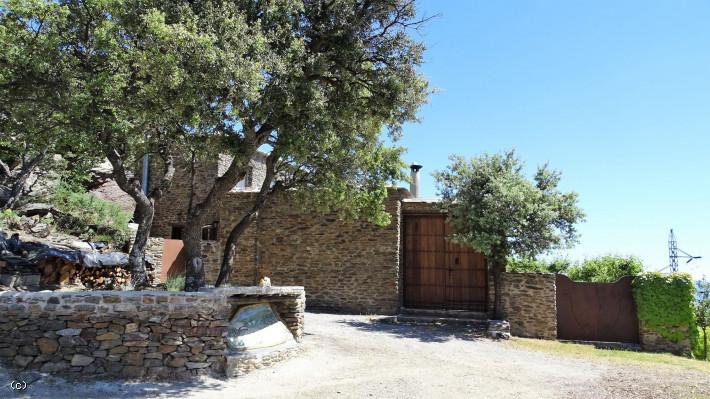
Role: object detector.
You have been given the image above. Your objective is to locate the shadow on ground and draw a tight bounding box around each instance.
[3,370,229,399]
[337,318,487,343]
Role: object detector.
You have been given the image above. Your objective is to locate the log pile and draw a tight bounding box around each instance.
[37,258,155,289]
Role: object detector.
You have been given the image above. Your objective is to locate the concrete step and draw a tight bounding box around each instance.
[391,314,488,325]
[399,307,488,320]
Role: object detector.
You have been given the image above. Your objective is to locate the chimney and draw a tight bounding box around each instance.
[410,163,423,198]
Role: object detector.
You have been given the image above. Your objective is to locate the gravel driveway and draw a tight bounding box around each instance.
[3,312,709,398]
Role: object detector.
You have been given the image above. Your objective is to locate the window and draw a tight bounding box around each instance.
[170,226,184,240]
[236,167,254,190]
[201,221,219,241]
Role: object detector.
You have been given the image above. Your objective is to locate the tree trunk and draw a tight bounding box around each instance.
[491,247,507,320]
[183,220,205,292]
[106,145,174,290]
[214,152,278,288]
[704,326,708,361]
[215,211,258,287]
[129,195,153,288]
[2,151,46,209]
[183,141,260,291]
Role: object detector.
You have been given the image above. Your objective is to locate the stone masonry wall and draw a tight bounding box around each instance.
[639,322,692,355]
[0,288,306,379]
[500,273,557,339]
[218,189,408,314]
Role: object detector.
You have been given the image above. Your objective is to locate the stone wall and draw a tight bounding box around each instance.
[499,273,557,339]
[217,189,408,314]
[0,287,306,379]
[639,322,692,355]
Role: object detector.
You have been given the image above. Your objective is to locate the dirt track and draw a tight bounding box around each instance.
[3,313,708,398]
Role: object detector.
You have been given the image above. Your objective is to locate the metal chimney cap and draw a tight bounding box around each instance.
[410,163,423,172]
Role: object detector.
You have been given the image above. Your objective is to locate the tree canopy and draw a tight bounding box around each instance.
[435,149,585,317]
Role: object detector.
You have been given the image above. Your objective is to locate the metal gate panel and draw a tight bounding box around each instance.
[556,274,639,343]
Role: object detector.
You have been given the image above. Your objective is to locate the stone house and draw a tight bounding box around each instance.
[146,155,566,343]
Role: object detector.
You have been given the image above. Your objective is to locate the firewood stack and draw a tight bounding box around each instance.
[37,258,156,289]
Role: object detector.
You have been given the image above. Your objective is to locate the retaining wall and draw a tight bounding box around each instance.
[0,286,305,380]
[499,273,557,339]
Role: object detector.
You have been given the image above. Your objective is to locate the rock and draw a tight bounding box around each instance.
[99,339,122,350]
[159,345,177,354]
[124,323,138,333]
[123,352,144,366]
[14,355,34,367]
[36,338,59,354]
[122,366,145,378]
[165,356,186,368]
[56,328,82,336]
[40,361,69,373]
[144,352,163,360]
[96,332,121,341]
[185,362,210,369]
[70,354,94,366]
[487,320,511,340]
[17,203,58,218]
[18,345,38,356]
[29,223,50,238]
[109,346,128,355]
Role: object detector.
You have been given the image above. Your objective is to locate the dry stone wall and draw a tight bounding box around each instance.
[220,189,407,314]
[499,273,557,339]
[0,287,305,379]
[639,322,692,355]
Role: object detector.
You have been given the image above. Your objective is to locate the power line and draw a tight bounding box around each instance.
[667,229,701,273]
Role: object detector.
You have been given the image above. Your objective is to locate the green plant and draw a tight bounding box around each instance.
[567,255,643,283]
[165,276,185,292]
[633,272,699,354]
[0,208,21,230]
[49,183,131,245]
[507,257,572,273]
[694,279,710,361]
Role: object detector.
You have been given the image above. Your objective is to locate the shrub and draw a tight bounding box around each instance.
[165,276,185,292]
[50,183,131,245]
[506,257,571,273]
[633,272,699,354]
[0,208,22,230]
[567,255,643,283]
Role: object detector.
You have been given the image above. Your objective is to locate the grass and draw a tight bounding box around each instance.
[508,338,710,372]
[165,275,185,292]
[50,183,131,244]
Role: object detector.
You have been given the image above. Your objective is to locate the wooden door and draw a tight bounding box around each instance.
[403,215,487,311]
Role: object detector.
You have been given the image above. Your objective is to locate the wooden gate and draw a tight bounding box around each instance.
[403,214,487,311]
[556,274,639,343]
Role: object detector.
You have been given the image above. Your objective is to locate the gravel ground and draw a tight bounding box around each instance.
[2,312,708,399]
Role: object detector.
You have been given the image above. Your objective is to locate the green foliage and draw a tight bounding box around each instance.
[506,257,571,273]
[633,272,699,350]
[694,279,710,360]
[435,150,585,260]
[165,276,185,292]
[0,208,21,230]
[49,184,131,244]
[567,255,643,283]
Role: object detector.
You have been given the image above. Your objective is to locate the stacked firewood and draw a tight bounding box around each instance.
[37,258,151,289]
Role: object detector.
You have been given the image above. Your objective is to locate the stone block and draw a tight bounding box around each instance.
[36,338,58,354]
[70,354,94,366]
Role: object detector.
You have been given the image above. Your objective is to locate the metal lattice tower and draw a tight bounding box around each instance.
[668,229,679,272]
[667,229,701,272]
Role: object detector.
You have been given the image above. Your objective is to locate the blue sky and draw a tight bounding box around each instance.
[397,1,709,278]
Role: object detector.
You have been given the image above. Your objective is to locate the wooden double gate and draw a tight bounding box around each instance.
[556,274,639,343]
[403,214,487,311]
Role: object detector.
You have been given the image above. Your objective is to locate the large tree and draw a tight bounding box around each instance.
[434,150,585,319]
[174,0,430,290]
[0,0,261,287]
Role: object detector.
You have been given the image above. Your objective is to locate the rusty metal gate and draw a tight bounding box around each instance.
[556,274,639,343]
[161,239,187,281]
[403,214,487,311]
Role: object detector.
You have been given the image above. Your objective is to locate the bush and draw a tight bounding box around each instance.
[506,257,571,273]
[50,183,131,245]
[567,255,643,283]
[633,272,699,353]
[0,208,22,230]
[165,276,185,292]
